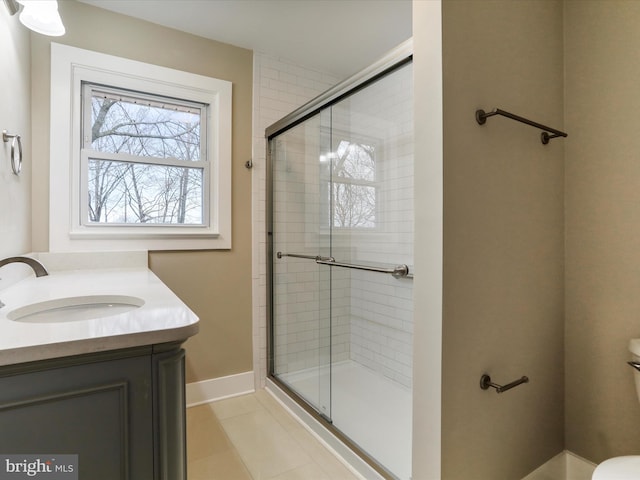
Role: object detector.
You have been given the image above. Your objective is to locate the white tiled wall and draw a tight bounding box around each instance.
[251,52,340,388]
[329,64,414,387]
[271,119,351,378]
[261,85,355,391]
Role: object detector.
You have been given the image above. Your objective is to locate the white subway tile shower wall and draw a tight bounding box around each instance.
[329,64,414,387]
[272,120,351,378]
[252,53,341,388]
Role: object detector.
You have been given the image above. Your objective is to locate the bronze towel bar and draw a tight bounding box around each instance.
[476,108,567,145]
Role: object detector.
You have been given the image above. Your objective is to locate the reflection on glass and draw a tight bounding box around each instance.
[322,139,378,228]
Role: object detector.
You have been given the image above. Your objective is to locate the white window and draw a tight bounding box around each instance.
[82,84,208,227]
[50,43,232,251]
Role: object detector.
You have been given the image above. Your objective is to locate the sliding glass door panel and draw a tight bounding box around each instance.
[272,110,332,419]
[327,62,414,480]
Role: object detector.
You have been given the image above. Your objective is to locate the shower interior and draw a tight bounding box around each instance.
[268,50,413,479]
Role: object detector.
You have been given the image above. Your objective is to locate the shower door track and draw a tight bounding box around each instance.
[265,39,413,141]
[267,375,398,480]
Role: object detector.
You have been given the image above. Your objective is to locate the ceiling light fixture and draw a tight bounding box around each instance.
[15,0,65,37]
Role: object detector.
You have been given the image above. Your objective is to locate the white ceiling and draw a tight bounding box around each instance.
[77,0,412,78]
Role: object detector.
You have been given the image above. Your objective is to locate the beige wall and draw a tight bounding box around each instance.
[565,0,640,464]
[441,1,565,478]
[30,1,253,383]
[0,5,31,259]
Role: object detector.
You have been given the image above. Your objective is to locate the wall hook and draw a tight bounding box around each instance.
[245,159,253,169]
[2,130,22,175]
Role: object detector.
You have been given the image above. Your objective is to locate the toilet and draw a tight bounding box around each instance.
[591,339,640,479]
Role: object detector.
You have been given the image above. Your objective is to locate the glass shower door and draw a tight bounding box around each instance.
[271,110,333,420]
[326,62,414,479]
[269,58,414,479]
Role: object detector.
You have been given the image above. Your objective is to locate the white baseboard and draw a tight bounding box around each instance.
[522,452,565,480]
[522,451,596,480]
[186,371,255,407]
[566,451,597,480]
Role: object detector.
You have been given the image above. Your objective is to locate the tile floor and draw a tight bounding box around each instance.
[187,389,362,479]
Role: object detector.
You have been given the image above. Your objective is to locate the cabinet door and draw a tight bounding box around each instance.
[0,355,154,480]
[153,348,186,480]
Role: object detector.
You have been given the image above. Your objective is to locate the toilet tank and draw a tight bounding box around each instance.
[628,339,640,402]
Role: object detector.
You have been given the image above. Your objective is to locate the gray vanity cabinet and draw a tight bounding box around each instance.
[0,342,186,480]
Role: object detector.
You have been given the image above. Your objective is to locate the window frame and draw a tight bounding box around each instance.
[50,43,232,251]
[80,83,210,228]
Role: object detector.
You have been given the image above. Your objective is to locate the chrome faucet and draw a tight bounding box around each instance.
[0,256,49,277]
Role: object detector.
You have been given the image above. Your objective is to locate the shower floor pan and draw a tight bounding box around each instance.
[276,360,412,480]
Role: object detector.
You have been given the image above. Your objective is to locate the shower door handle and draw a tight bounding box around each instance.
[315,258,411,279]
[276,252,412,279]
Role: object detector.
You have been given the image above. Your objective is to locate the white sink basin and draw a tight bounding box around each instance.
[7,295,145,323]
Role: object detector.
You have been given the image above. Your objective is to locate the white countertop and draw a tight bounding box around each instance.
[0,260,199,367]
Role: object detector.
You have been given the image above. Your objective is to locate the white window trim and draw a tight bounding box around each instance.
[50,43,232,251]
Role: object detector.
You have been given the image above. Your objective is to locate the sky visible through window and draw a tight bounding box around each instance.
[86,87,206,225]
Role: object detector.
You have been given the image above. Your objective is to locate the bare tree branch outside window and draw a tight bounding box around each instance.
[84,84,206,225]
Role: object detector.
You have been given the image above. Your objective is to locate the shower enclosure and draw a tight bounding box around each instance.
[267,44,413,480]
